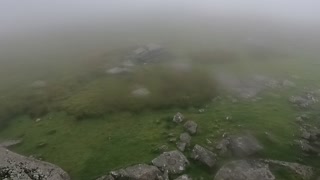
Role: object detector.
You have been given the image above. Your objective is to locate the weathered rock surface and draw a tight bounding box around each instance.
[109,164,163,180]
[191,145,216,168]
[152,150,189,174]
[176,142,187,152]
[179,133,191,145]
[0,147,70,180]
[214,160,275,180]
[173,112,184,123]
[229,134,263,157]
[263,159,314,180]
[289,93,318,108]
[174,174,192,180]
[294,139,320,154]
[183,121,198,135]
[215,138,230,156]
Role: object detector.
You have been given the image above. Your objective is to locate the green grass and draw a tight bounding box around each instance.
[1,51,320,179]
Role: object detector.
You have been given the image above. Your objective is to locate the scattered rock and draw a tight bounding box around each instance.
[0,147,70,180]
[109,164,163,180]
[176,142,187,152]
[179,133,191,145]
[156,145,169,152]
[289,93,318,108]
[229,134,263,157]
[294,139,320,154]
[301,128,312,140]
[174,174,192,180]
[106,67,131,74]
[130,43,166,64]
[152,150,189,174]
[282,79,296,87]
[183,121,198,135]
[216,138,230,156]
[214,160,275,180]
[191,145,217,168]
[131,88,151,97]
[263,159,314,180]
[173,112,184,123]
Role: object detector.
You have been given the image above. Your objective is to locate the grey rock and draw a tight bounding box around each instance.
[109,164,163,180]
[301,129,311,140]
[106,67,131,74]
[229,134,263,157]
[216,138,230,156]
[263,160,314,180]
[174,174,192,180]
[96,175,115,180]
[176,142,187,152]
[294,139,320,154]
[0,147,70,180]
[191,145,217,168]
[289,93,318,108]
[183,121,198,135]
[282,79,296,87]
[130,43,165,64]
[214,160,275,180]
[152,150,189,174]
[173,112,184,123]
[179,133,191,145]
[131,88,150,97]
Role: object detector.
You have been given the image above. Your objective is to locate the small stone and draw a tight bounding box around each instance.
[183,121,198,135]
[179,133,191,145]
[173,112,184,123]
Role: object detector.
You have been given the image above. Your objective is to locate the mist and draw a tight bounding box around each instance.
[1,1,320,180]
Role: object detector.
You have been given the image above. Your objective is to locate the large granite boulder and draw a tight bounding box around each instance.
[152,150,189,174]
[229,134,263,157]
[0,147,70,180]
[214,160,275,180]
[109,164,163,180]
[191,145,217,168]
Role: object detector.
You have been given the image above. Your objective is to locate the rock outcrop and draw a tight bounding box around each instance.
[0,147,70,180]
[214,160,275,180]
[152,150,189,175]
[263,160,314,180]
[191,145,217,168]
[228,134,263,157]
[109,164,163,180]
